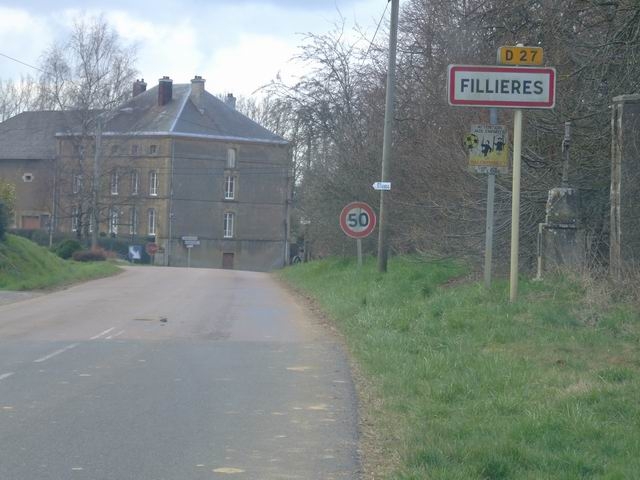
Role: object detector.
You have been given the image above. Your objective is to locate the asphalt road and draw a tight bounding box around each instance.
[0,267,359,480]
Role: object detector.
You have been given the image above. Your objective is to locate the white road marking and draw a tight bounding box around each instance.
[90,327,115,340]
[213,467,245,474]
[105,330,125,340]
[0,372,15,381]
[34,343,79,363]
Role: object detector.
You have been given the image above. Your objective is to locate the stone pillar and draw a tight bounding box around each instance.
[610,94,640,279]
[537,187,585,277]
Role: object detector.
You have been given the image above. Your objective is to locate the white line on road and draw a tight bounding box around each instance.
[90,327,115,340]
[106,330,125,340]
[34,343,79,363]
[0,372,15,381]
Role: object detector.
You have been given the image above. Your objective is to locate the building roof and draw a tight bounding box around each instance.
[102,82,288,145]
[0,111,72,160]
[0,80,286,163]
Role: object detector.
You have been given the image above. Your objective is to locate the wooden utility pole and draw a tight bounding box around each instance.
[377,0,399,273]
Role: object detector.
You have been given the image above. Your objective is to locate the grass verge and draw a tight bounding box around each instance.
[278,256,640,480]
[0,234,120,290]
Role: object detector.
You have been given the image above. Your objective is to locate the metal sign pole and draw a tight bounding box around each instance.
[509,109,523,302]
[187,247,191,268]
[484,108,498,288]
[484,171,496,288]
[357,239,363,268]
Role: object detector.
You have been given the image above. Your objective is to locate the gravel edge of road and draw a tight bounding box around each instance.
[273,274,396,480]
[0,291,44,306]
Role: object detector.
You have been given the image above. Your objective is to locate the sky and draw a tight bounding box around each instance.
[0,0,391,98]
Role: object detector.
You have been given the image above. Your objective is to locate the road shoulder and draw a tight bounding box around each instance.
[274,273,395,480]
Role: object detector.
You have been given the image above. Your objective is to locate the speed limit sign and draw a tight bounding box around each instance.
[339,202,377,239]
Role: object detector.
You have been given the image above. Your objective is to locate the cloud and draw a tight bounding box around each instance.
[105,11,205,84]
[205,33,303,96]
[0,7,52,78]
[0,0,389,97]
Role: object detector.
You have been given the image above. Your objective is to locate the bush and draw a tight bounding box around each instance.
[55,239,83,259]
[10,228,64,247]
[72,250,106,262]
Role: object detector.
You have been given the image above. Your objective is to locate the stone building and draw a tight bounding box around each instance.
[0,111,66,230]
[1,76,291,271]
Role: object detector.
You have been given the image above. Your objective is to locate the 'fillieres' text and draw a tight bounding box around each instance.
[460,78,544,95]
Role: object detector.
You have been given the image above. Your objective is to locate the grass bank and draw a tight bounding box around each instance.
[278,256,640,480]
[0,234,120,290]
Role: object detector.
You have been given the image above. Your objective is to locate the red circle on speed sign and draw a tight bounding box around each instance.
[145,242,158,255]
[340,202,377,239]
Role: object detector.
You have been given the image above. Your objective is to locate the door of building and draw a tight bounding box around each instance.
[222,253,234,269]
[21,216,40,229]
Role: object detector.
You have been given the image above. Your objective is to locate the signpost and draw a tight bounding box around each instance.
[372,181,391,191]
[448,47,556,301]
[498,46,543,66]
[340,202,377,267]
[181,236,199,268]
[447,65,556,109]
[145,242,158,265]
[145,242,158,255]
[467,123,509,173]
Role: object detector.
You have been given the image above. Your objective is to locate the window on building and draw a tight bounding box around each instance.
[131,144,139,156]
[71,207,79,232]
[22,173,33,182]
[72,174,82,194]
[226,148,236,169]
[149,144,158,155]
[111,145,119,155]
[129,207,137,235]
[110,170,119,195]
[148,208,156,236]
[131,169,139,195]
[224,175,235,200]
[109,209,119,235]
[149,170,158,196]
[223,212,234,238]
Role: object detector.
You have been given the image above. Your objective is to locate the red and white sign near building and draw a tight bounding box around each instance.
[448,65,556,109]
[340,202,377,239]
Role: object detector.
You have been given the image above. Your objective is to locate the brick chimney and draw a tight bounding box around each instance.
[133,79,147,97]
[225,93,236,110]
[191,75,205,100]
[158,76,173,106]
[190,75,206,104]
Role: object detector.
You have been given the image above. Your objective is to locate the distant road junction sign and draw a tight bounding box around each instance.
[340,202,377,239]
[448,65,556,109]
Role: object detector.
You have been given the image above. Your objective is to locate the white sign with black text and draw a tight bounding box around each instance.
[448,65,556,109]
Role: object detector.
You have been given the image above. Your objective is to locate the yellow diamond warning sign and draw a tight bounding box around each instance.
[468,124,509,173]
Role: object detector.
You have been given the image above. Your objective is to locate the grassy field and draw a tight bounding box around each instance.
[279,256,640,480]
[0,234,120,290]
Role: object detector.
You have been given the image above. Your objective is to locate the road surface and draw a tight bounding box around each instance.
[0,266,359,479]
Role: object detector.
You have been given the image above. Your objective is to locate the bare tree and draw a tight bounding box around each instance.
[0,76,41,121]
[37,14,138,248]
[39,14,137,114]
